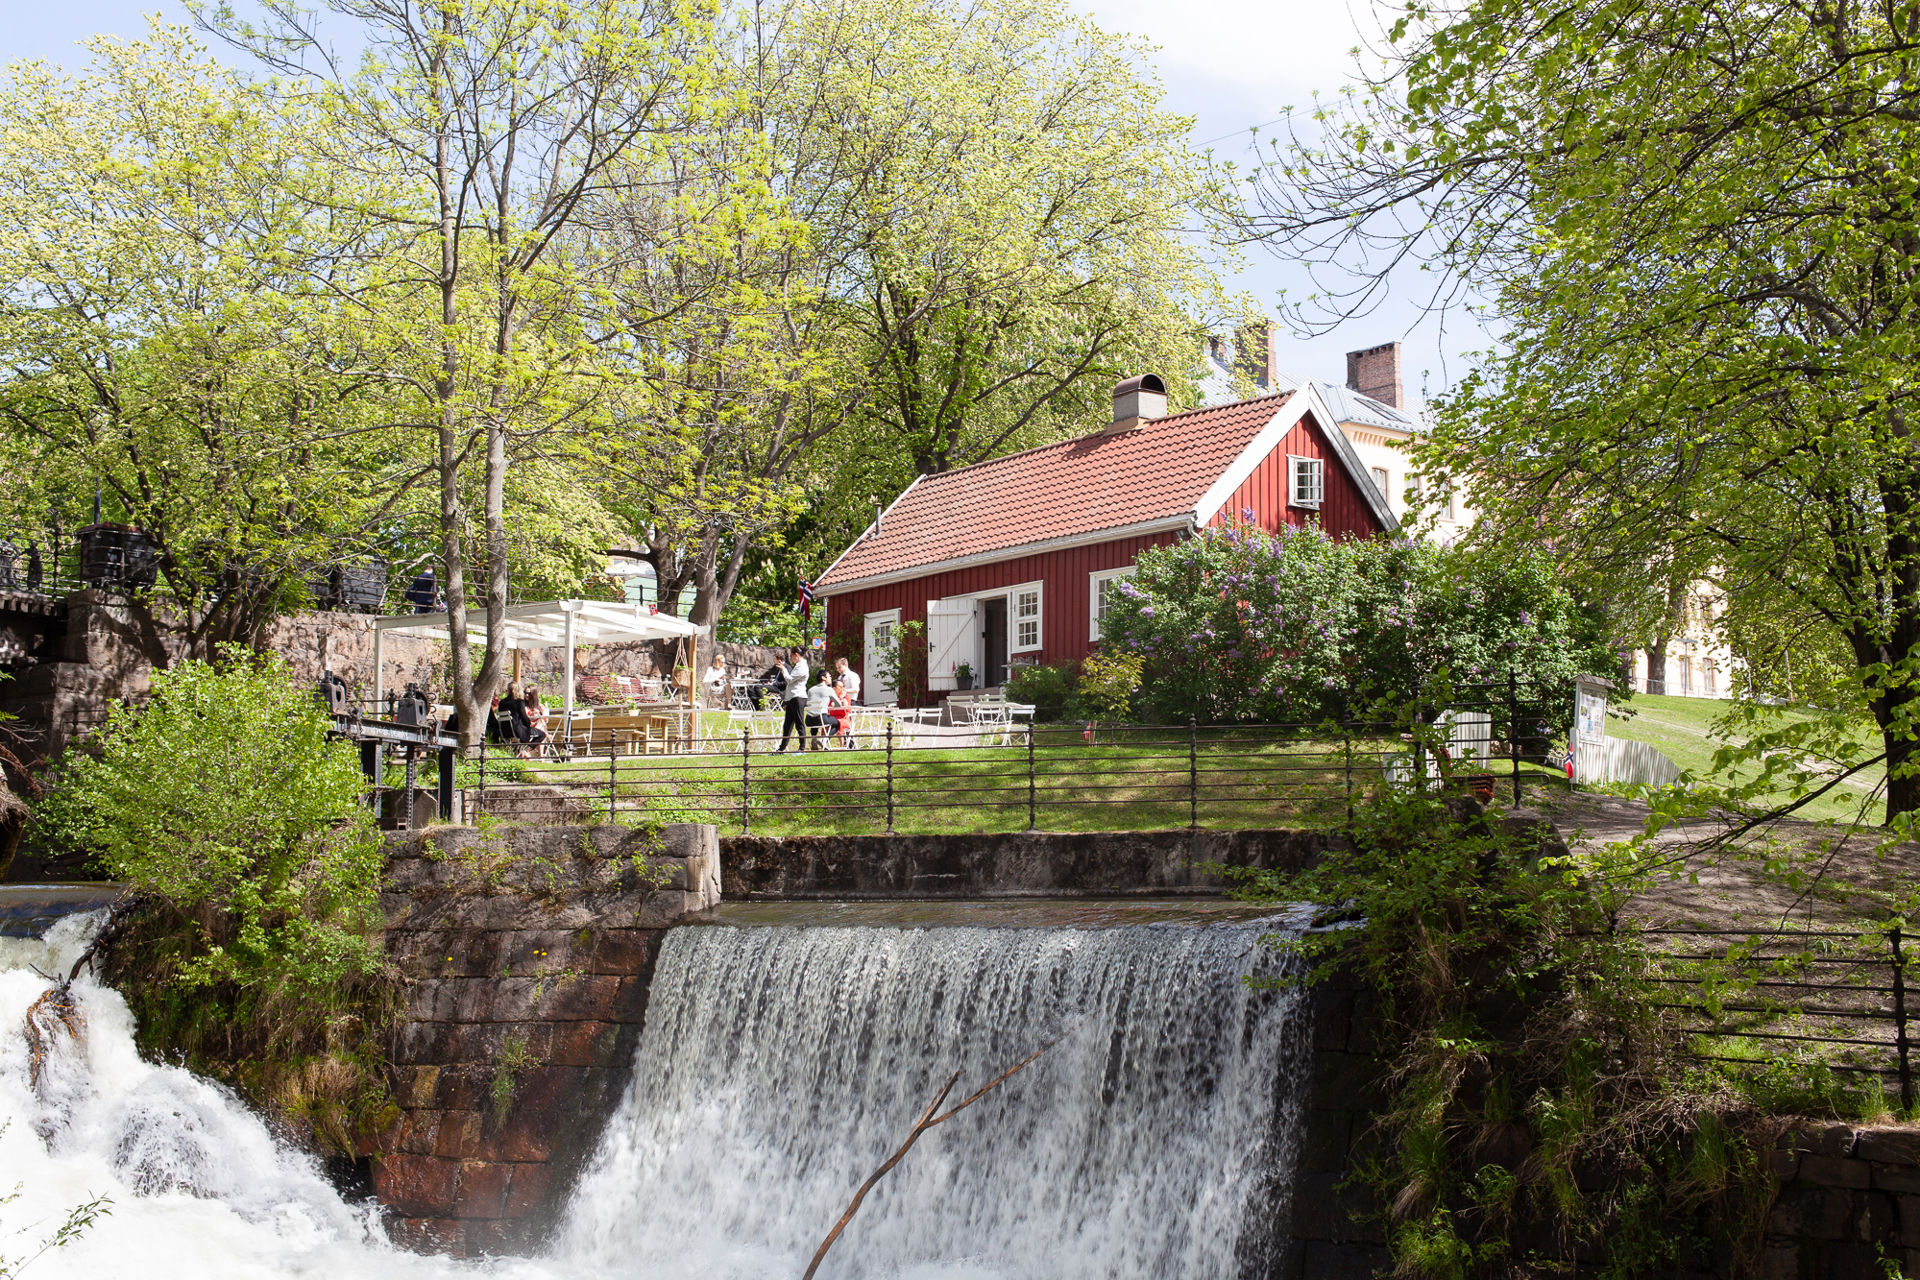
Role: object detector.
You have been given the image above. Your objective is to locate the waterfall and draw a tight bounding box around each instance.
[0,906,1314,1279]
[0,915,549,1280]
[558,911,1314,1279]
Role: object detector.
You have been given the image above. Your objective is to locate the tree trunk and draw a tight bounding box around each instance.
[1644,644,1668,696]
[0,770,26,880]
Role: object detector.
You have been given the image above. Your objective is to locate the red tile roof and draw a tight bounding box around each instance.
[817,392,1297,590]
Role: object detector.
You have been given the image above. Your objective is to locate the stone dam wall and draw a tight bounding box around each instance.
[720,827,1333,899]
[358,820,1920,1273]
[371,821,719,1256]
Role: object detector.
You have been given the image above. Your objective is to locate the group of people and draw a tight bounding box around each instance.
[468,651,859,757]
[488,683,551,756]
[775,649,862,752]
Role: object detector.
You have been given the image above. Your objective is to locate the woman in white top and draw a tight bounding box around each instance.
[703,655,729,708]
[804,674,837,749]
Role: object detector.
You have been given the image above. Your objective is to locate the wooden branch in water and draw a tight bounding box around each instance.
[800,1044,1049,1280]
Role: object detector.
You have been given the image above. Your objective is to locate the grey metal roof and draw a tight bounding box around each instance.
[1193,353,1422,433]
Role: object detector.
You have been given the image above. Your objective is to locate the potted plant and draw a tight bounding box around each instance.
[954,661,974,691]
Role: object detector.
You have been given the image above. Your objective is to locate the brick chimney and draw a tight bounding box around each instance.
[1346,341,1403,409]
[1109,374,1167,432]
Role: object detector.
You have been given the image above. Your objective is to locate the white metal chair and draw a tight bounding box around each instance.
[561,707,594,758]
[972,702,1013,746]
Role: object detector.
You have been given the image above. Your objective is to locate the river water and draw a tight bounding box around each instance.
[0,902,1313,1278]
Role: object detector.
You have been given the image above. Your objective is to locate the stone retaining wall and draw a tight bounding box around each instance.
[1765,1122,1920,1277]
[721,828,1333,899]
[371,821,719,1257]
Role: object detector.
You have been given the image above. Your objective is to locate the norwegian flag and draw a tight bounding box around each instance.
[797,579,815,622]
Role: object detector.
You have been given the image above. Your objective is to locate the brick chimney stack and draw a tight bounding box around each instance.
[1346,341,1403,409]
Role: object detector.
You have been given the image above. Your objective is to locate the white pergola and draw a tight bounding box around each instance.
[372,599,708,735]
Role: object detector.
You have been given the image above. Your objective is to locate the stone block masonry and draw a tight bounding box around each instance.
[721,827,1334,899]
[372,821,720,1257]
[1763,1122,1920,1278]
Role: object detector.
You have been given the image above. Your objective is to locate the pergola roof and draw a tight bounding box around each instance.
[373,599,706,648]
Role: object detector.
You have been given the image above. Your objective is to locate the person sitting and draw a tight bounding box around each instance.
[704,654,730,708]
[825,678,855,747]
[497,683,536,758]
[485,695,514,745]
[804,671,838,750]
[523,685,553,753]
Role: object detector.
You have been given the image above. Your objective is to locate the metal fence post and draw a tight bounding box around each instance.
[1188,716,1199,831]
[1896,926,1914,1112]
[1343,717,1354,830]
[607,728,617,823]
[742,727,753,836]
[885,719,896,835]
[1508,667,1523,806]
[1411,686,1426,793]
[1026,720,1037,832]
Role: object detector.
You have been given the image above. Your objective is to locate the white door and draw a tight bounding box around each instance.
[863,610,900,703]
[926,597,978,691]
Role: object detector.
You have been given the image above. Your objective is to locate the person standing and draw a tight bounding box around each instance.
[776,647,810,752]
[834,656,862,705]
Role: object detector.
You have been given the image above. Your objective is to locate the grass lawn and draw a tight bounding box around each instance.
[1603,693,1886,825]
[465,721,1574,836]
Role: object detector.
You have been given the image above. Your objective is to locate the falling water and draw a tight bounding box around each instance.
[0,915,551,1280]
[0,904,1315,1279]
[558,908,1315,1279]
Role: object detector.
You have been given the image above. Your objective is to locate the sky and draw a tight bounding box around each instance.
[5,0,1489,410]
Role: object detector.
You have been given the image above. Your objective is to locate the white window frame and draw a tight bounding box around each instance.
[1370,466,1390,500]
[1009,580,1043,654]
[1088,566,1137,642]
[1288,455,1324,510]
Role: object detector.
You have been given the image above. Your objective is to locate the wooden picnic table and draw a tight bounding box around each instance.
[558,706,694,755]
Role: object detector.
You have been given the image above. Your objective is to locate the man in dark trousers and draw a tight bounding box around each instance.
[775,647,810,752]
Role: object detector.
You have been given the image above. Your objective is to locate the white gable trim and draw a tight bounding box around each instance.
[1191,384,1400,533]
[815,473,928,589]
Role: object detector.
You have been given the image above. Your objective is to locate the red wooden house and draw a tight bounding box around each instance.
[816,375,1397,702]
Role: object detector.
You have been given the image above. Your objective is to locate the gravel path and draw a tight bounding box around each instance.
[1529,791,1920,931]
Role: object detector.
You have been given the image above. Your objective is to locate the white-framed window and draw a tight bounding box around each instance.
[1288,455,1324,509]
[1088,566,1137,641]
[1370,466,1389,499]
[1011,583,1042,652]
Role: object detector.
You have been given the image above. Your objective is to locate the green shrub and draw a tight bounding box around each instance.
[1076,651,1142,720]
[1232,791,1777,1275]
[1006,662,1078,721]
[42,652,385,999]
[1099,518,1615,724]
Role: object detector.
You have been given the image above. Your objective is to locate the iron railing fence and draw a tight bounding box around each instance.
[1602,925,1919,1108]
[461,700,1571,836]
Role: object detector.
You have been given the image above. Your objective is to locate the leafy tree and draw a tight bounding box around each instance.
[214,0,713,744]
[0,30,409,654]
[1101,522,1612,723]
[1248,0,1920,820]
[633,0,1231,635]
[39,653,384,1002]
